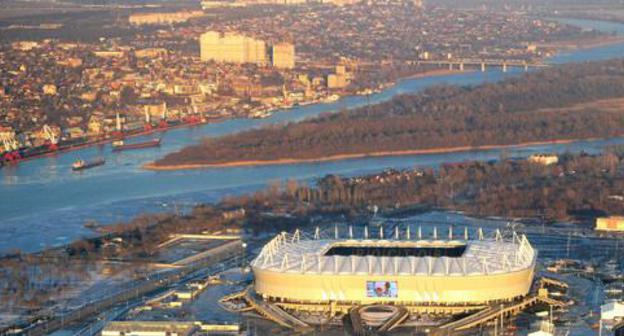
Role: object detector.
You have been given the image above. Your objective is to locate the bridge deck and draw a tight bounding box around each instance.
[540,277,569,289]
[244,288,310,330]
[436,295,566,334]
[378,306,409,332]
[348,306,365,336]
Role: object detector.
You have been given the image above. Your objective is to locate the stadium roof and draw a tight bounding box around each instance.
[251,227,535,277]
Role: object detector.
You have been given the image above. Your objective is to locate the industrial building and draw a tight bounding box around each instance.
[596,216,624,232]
[200,31,267,65]
[602,301,624,321]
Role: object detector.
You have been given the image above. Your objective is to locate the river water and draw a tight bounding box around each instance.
[1,18,624,253]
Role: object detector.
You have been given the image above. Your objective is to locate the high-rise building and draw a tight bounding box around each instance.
[327,65,350,89]
[200,31,267,65]
[271,42,295,69]
[327,74,348,89]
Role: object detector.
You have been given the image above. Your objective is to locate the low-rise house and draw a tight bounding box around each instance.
[65,127,86,139]
[42,84,57,95]
[528,153,559,165]
[87,116,103,136]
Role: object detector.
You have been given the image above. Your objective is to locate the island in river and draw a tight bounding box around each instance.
[148,59,624,170]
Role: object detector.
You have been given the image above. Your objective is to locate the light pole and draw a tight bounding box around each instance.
[241,242,248,272]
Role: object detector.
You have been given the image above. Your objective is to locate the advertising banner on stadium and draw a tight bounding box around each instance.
[366,281,398,298]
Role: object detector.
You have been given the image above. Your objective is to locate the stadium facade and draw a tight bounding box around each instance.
[251,226,536,311]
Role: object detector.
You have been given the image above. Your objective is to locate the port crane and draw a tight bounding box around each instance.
[183,105,201,125]
[158,107,168,129]
[111,112,124,138]
[144,109,153,131]
[42,124,59,151]
[1,133,21,161]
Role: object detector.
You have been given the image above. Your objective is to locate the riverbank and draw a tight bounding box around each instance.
[401,68,467,80]
[0,67,462,167]
[144,136,610,171]
[0,118,222,166]
[538,34,624,51]
[146,60,624,171]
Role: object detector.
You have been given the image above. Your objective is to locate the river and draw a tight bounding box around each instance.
[1,18,624,253]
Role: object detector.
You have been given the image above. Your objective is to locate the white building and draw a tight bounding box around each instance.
[272,42,295,69]
[199,31,267,65]
[602,301,624,321]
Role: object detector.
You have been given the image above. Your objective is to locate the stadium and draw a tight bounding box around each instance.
[222,225,563,332]
[253,227,535,307]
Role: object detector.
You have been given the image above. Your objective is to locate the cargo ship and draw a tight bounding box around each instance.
[1,117,195,167]
[251,109,272,119]
[72,158,105,171]
[112,138,161,152]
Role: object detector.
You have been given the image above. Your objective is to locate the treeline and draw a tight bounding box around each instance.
[155,59,624,166]
[221,150,624,222]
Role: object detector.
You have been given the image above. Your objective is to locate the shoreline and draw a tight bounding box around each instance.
[6,33,621,166]
[144,136,616,171]
[401,68,468,80]
[538,35,624,51]
[0,68,464,166]
[4,17,624,166]
[1,119,219,165]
